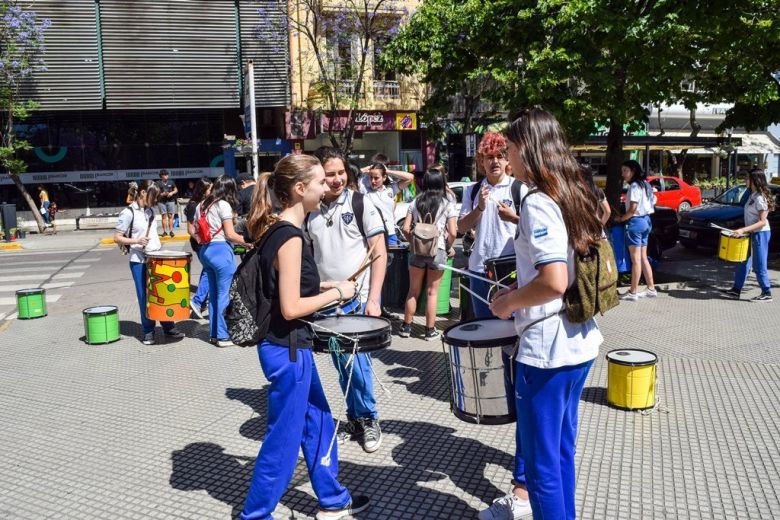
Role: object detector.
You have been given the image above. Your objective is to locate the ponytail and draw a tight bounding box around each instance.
[126,180,160,205]
[246,171,278,241]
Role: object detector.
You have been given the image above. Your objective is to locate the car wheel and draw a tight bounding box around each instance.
[678,201,692,212]
[680,239,697,250]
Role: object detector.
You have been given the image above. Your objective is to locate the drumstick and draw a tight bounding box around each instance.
[348,241,379,280]
[348,253,381,281]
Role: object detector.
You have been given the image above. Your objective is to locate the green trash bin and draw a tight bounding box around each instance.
[83,306,121,345]
[16,288,47,319]
[416,257,454,315]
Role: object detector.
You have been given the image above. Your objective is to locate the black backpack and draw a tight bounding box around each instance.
[225,222,289,347]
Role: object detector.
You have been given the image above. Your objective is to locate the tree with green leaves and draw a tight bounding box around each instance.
[386,0,780,209]
[1,1,49,233]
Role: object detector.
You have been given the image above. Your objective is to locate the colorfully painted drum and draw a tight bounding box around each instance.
[83,306,120,345]
[145,251,192,321]
[311,315,392,354]
[442,318,518,425]
[718,231,749,263]
[16,288,47,319]
[606,349,657,410]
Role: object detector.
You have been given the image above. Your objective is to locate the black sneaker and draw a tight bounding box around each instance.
[337,419,363,444]
[169,231,175,238]
[398,323,412,338]
[751,292,773,302]
[721,288,741,299]
[315,495,370,519]
[359,419,382,453]
[164,329,185,339]
[424,328,441,341]
[141,332,155,345]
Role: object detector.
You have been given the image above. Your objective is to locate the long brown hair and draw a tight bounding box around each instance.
[506,108,602,255]
[246,154,321,241]
[748,169,776,212]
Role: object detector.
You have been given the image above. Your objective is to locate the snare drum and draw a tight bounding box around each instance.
[83,306,120,345]
[718,231,750,262]
[311,315,392,353]
[484,255,517,286]
[442,318,518,425]
[16,288,47,319]
[145,250,192,321]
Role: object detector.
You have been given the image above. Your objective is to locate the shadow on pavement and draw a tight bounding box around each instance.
[373,349,451,403]
[580,386,609,407]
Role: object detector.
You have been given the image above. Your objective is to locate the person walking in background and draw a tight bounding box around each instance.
[399,168,457,340]
[185,177,213,319]
[723,168,775,302]
[113,180,185,345]
[240,155,369,520]
[615,160,656,301]
[359,162,415,245]
[580,164,611,226]
[157,169,178,238]
[37,185,51,225]
[488,108,603,520]
[194,175,250,347]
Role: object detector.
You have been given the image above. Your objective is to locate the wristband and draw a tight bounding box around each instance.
[335,287,344,303]
[476,205,484,212]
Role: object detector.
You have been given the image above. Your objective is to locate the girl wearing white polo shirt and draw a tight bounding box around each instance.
[725,169,775,301]
[488,109,603,520]
[359,162,415,245]
[615,160,657,301]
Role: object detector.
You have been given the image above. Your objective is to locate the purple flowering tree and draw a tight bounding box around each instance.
[258,0,404,156]
[0,1,49,233]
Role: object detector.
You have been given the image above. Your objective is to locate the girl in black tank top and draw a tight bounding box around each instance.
[239,156,370,519]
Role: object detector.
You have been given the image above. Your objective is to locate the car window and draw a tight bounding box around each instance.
[714,185,749,205]
[664,178,680,191]
[650,179,663,191]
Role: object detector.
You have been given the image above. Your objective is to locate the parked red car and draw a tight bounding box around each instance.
[620,175,702,212]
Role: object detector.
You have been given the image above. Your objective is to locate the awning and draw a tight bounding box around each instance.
[660,132,780,155]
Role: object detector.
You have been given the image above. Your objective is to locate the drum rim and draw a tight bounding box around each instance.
[483,254,516,263]
[605,348,658,366]
[443,317,518,347]
[146,251,192,259]
[83,306,119,316]
[16,288,45,295]
[310,315,391,335]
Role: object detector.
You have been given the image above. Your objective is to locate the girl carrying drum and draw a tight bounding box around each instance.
[113,180,185,345]
[240,155,369,520]
[723,169,775,302]
[488,109,603,520]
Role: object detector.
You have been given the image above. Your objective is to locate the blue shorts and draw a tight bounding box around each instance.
[626,215,651,247]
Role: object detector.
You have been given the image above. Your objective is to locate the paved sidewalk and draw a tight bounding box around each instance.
[0,242,779,519]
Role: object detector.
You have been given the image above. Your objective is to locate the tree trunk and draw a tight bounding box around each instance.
[605,118,625,216]
[9,173,46,233]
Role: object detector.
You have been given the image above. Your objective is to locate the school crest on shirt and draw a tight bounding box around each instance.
[502,199,513,208]
[341,212,354,225]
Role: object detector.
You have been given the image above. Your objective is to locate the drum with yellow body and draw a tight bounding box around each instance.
[145,251,192,321]
[606,349,657,410]
[718,231,749,263]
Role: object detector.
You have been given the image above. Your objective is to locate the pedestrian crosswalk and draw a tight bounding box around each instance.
[0,250,105,321]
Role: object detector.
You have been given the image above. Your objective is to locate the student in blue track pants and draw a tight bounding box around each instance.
[488,109,604,520]
[185,177,213,317]
[240,155,370,520]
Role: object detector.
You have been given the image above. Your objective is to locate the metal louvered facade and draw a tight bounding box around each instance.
[100,0,241,109]
[19,0,102,110]
[240,1,290,107]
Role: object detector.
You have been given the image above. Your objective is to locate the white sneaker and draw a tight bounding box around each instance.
[478,494,532,520]
[620,291,641,301]
[644,288,658,298]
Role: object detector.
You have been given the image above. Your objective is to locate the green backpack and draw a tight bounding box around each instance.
[564,238,619,323]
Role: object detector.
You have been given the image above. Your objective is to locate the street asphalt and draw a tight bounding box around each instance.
[0,231,778,519]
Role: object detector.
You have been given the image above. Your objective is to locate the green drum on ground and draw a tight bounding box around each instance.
[83,306,120,345]
[416,257,454,316]
[16,288,47,319]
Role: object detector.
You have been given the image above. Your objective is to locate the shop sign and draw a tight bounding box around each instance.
[395,112,417,131]
[0,167,224,186]
[355,112,385,126]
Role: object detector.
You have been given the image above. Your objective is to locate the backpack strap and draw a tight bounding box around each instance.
[519,188,540,210]
[469,178,485,208]
[123,205,135,239]
[510,179,524,214]
[203,201,224,237]
[351,190,366,239]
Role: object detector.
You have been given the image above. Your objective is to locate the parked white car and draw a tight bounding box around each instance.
[392,181,475,237]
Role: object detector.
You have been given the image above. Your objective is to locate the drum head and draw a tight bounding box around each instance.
[311,315,389,335]
[311,315,391,353]
[146,250,192,259]
[16,288,44,295]
[83,306,118,315]
[606,349,657,366]
[444,318,517,348]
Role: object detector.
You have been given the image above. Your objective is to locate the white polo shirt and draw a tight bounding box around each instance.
[513,191,602,369]
[460,176,526,273]
[115,202,161,264]
[306,189,385,300]
[361,182,401,235]
[194,200,233,243]
[628,182,655,216]
[744,191,771,232]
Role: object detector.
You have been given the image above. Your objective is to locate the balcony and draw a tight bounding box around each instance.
[373,80,400,100]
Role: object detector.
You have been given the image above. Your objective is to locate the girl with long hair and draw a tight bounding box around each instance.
[724,169,775,301]
[359,162,415,245]
[240,155,369,520]
[194,175,249,347]
[113,180,184,345]
[615,159,657,300]
[399,168,457,340]
[487,108,603,520]
[185,177,212,318]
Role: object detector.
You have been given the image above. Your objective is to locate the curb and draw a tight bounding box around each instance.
[0,243,24,250]
[99,234,191,246]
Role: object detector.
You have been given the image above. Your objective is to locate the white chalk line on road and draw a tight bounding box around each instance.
[0,282,75,293]
[0,294,62,308]
[0,265,84,274]
[0,248,108,257]
[0,272,85,283]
